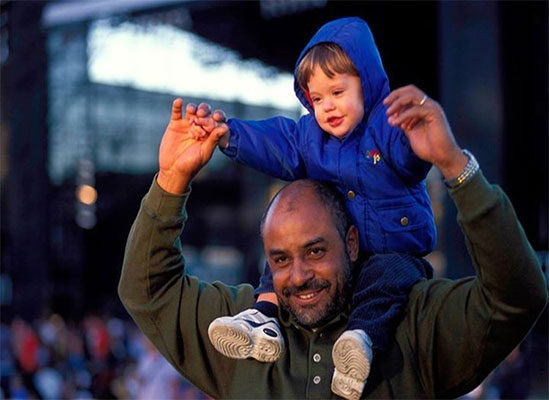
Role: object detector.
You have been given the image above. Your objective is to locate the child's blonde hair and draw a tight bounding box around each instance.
[296,43,359,91]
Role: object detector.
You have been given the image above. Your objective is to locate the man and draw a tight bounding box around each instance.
[118,85,547,399]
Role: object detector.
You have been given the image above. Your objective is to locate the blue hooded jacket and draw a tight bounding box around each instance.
[222,17,436,255]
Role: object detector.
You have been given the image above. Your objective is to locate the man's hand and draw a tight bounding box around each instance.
[383,85,468,180]
[157,99,228,194]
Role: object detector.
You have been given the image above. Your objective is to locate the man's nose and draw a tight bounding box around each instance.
[290,259,313,287]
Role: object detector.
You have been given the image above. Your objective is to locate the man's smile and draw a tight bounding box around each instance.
[293,287,327,306]
[283,278,332,309]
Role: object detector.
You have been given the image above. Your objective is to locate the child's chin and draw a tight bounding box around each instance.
[327,130,350,139]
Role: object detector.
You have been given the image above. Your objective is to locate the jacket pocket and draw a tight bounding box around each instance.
[373,198,428,232]
[370,197,435,255]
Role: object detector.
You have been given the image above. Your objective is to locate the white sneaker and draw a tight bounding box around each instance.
[207,309,285,362]
[331,329,373,400]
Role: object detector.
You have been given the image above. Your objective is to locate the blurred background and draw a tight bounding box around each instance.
[0,0,547,399]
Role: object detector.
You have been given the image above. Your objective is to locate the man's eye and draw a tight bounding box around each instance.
[274,256,289,265]
[308,248,325,258]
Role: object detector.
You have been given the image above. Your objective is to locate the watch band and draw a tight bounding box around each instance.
[443,149,479,189]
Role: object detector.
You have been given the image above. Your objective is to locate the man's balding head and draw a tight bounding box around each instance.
[260,180,354,242]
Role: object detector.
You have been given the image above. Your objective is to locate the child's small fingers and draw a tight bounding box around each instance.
[213,109,227,123]
[190,124,207,139]
[211,123,229,139]
[196,103,212,118]
[194,117,219,133]
[194,117,211,126]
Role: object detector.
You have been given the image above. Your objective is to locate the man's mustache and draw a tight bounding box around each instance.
[282,279,331,297]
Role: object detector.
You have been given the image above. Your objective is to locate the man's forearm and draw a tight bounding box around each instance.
[411,170,547,398]
[118,177,190,337]
[451,170,547,316]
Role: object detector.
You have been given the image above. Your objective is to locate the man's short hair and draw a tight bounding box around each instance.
[260,180,354,242]
[296,43,359,91]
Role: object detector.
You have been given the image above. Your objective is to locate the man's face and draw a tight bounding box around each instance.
[262,186,358,328]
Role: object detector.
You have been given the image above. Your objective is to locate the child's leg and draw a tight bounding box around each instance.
[348,253,432,350]
[253,266,279,317]
[257,292,278,304]
[331,253,432,400]
[208,262,285,362]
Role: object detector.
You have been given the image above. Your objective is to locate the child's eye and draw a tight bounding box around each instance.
[312,97,321,103]
[333,90,343,96]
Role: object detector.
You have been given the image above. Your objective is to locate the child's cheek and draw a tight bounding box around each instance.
[304,90,315,110]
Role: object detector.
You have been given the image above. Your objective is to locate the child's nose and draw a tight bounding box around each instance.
[323,100,335,112]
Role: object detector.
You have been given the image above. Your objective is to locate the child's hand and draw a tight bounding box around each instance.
[190,103,228,139]
[185,103,208,140]
[189,123,208,140]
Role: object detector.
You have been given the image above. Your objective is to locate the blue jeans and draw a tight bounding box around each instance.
[255,253,432,352]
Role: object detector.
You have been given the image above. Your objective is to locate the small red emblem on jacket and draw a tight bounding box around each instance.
[366,149,381,164]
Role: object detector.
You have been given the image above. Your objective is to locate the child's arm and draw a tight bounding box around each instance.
[221,116,308,181]
[191,103,307,181]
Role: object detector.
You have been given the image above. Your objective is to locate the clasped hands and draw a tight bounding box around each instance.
[156,99,228,194]
[188,102,229,146]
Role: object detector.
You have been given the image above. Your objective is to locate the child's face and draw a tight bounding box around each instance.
[307,66,364,138]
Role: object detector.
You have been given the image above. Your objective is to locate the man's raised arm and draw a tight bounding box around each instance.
[384,86,548,397]
[118,100,255,398]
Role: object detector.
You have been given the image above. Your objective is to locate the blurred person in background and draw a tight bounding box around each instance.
[135,336,189,400]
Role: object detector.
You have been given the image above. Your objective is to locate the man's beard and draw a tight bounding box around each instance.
[278,253,353,329]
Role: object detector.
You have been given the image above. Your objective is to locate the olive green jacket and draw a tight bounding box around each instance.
[118,171,547,399]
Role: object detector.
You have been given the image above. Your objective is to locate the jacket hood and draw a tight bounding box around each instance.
[293,17,390,118]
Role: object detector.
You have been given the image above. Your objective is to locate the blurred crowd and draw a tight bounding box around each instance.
[0,314,208,400]
[0,312,542,399]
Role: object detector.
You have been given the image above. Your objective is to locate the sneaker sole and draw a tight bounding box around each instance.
[208,319,283,363]
[331,370,364,400]
[331,333,371,400]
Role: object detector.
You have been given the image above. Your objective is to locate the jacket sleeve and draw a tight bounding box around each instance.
[117,177,255,398]
[408,171,548,398]
[222,116,307,181]
[371,105,432,184]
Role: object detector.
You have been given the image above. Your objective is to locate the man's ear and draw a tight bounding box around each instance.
[345,225,359,262]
